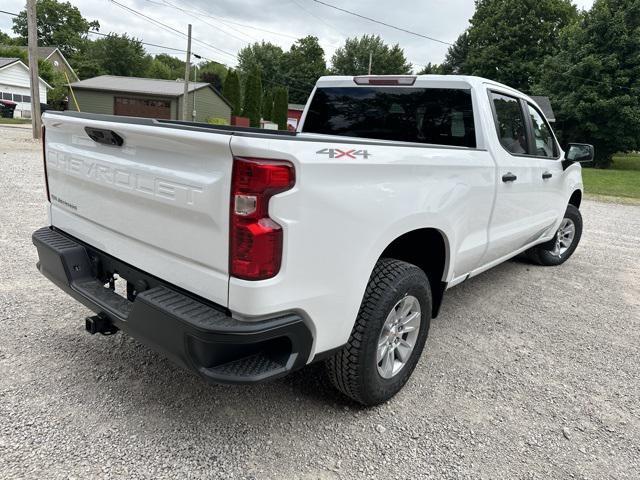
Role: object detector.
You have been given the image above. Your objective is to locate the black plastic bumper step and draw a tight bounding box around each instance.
[32,226,313,384]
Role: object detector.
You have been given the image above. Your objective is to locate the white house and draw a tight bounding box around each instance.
[0,58,50,118]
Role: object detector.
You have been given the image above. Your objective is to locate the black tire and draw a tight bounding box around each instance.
[325,258,431,406]
[527,204,582,266]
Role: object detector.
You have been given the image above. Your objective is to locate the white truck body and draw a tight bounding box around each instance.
[35,75,585,400]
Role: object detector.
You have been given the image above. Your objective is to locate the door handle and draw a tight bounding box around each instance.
[542,171,553,180]
[502,172,517,183]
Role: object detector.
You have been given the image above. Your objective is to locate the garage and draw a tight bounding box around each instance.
[113,96,171,119]
[68,75,232,123]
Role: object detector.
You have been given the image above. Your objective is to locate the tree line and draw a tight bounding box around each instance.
[1,0,638,163]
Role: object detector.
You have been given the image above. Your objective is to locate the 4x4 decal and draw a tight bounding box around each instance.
[316,148,372,159]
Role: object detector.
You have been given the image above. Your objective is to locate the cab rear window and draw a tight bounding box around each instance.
[303,87,476,148]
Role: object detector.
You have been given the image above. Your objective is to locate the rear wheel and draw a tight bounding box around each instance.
[326,258,431,405]
[527,204,582,266]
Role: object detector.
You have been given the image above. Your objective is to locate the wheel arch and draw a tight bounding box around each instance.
[379,227,449,318]
[569,189,582,209]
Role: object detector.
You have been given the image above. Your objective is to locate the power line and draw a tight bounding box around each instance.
[107,0,316,91]
[87,30,190,54]
[143,0,317,90]
[289,0,427,70]
[0,9,19,16]
[547,70,635,92]
[109,0,237,60]
[107,4,312,93]
[178,0,300,41]
[310,0,453,46]
[157,0,258,44]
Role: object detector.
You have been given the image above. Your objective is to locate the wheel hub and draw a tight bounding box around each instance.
[551,217,576,257]
[376,295,421,379]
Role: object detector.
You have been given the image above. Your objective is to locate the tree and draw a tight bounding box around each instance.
[198,61,227,82]
[154,54,184,79]
[0,46,28,64]
[12,0,99,58]
[262,90,273,122]
[461,0,578,91]
[198,60,227,91]
[0,30,21,45]
[242,68,262,127]
[535,0,640,167]
[237,41,284,89]
[330,35,412,75]
[272,87,288,130]
[222,69,242,116]
[146,59,173,80]
[441,31,470,74]
[417,62,445,75]
[282,36,326,104]
[200,71,223,91]
[81,34,151,78]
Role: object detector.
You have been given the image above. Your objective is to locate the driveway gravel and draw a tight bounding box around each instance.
[1,126,639,479]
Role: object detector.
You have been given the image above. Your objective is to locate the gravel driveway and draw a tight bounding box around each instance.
[1,126,639,479]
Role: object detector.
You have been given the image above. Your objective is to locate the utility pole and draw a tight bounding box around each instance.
[26,0,41,139]
[368,51,372,75]
[192,63,197,121]
[181,24,192,121]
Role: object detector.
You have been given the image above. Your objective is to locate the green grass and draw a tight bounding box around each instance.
[582,153,640,202]
[0,117,31,124]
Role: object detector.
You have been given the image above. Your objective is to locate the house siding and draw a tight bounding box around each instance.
[68,89,114,114]
[177,87,231,123]
[47,50,78,81]
[0,62,48,117]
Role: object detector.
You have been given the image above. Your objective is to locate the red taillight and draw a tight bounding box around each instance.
[230,157,295,280]
[42,125,50,202]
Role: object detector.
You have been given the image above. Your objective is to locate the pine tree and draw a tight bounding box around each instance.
[242,69,262,127]
[262,91,274,122]
[222,69,241,116]
[272,87,289,130]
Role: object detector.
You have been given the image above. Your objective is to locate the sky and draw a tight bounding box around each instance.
[1,0,596,71]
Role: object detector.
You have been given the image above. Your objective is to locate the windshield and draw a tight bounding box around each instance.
[303,86,476,148]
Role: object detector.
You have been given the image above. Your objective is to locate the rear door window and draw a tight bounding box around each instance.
[303,87,476,148]
[491,92,528,155]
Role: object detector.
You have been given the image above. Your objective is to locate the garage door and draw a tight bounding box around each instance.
[114,96,171,119]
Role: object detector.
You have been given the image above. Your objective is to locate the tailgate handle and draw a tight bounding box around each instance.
[84,127,124,147]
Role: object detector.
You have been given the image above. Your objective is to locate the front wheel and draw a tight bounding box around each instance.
[325,258,431,405]
[527,204,583,266]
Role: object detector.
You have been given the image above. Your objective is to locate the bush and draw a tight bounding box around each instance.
[206,117,229,125]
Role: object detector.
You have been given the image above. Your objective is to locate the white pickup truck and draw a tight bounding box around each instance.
[33,75,593,405]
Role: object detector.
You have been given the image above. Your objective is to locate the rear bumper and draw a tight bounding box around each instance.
[32,226,312,384]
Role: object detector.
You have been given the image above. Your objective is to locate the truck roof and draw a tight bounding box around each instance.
[315,74,527,99]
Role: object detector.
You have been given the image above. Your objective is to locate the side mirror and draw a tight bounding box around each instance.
[562,143,594,170]
[565,143,594,162]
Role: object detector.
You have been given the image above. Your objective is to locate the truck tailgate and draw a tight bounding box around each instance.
[43,113,232,306]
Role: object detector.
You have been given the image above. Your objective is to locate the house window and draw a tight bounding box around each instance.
[22,95,30,102]
[13,94,23,103]
[2,92,11,100]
